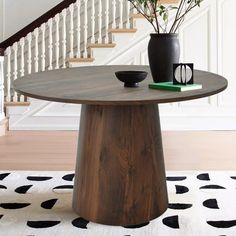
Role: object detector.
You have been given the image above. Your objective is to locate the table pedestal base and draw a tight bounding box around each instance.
[73,104,168,226]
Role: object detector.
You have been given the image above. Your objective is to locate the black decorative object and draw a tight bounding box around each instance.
[115,71,148,87]
[173,63,194,85]
[148,34,180,83]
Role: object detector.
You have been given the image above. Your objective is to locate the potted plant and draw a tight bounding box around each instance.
[128,0,203,82]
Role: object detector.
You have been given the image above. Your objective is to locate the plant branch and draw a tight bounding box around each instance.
[176,2,199,21]
[169,0,185,33]
[128,0,203,33]
[130,1,158,32]
[151,1,160,33]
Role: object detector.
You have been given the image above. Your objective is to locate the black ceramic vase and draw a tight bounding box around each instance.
[148,33,180,83]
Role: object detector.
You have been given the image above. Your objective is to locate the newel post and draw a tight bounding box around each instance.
[0,48,6,136]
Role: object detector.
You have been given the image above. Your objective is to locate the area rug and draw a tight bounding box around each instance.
[0,171,236,236]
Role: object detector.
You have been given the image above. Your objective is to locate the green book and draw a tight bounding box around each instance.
[149,82,202,92]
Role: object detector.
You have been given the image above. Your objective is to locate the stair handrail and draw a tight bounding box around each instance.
[0,0,77,56]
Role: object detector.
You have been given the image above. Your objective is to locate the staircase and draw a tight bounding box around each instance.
[0,0,161,131]
[1,0,234,131]
[0,0,137,101]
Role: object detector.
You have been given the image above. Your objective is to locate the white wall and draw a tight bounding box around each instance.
[0,56,4,122]
[0,0,61,41]
[0,0,3,41]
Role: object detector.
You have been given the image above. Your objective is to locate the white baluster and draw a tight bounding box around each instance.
[6,47,11,101]
[48,18,53,70]
[91,0,95,44]
[126,1,131,29]
[62,9,67,68]
[13,42,18,101]
[19,38,25,102]
[98,0,102,43]
[84,0,88,57]
[119,0,124,28]
[34,28,39,73]
[27,33,32,74]
[19,38,25,77]
[41,23,46,71]
[55,13,60,69]
[112,0,117,29]
[0,55,4,120]
[76,2,81,58]
[105,0,109,43]
[69,4,74,58]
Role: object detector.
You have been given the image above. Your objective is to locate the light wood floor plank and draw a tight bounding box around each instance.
[0,131,235,171]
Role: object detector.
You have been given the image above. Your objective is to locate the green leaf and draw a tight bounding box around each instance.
[163,12,168,21]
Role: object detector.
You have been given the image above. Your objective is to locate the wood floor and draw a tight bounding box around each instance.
[0,131,235,171]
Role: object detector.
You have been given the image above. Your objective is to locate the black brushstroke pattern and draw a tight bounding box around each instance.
[231,176,236,180]
[124,222,149,228]
[41,199,58,209]
[203,199,219,209]
[207,220,236,228]
[166,177,186,181]
[53,185,73,190]
[162,215,179,229]
[27,176,52,181]
[175,185,189,194]
[200,185,225,190]
[27,220,60,228]
[0,215,3,220]
[72,217,89,229]
[0,203,31,209]
[0,173,10,181]
[0,185,7,189]
[15,185,33,194]
[197,173,210,181]
[62,173,75,181]
[168,203,192,210]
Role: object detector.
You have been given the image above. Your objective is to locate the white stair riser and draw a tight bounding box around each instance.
[90,48,116,64]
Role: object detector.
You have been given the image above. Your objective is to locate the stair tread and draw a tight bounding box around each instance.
[109,28,137,33]
[68,57,95,63]
[88,43,116,48]
[131,14,144,19]
[4,101,31,106]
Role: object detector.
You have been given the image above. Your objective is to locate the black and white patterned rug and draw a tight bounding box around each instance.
[0,171,236,236]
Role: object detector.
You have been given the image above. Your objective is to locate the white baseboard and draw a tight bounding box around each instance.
[6,98,236,131]
[160,116,236,131]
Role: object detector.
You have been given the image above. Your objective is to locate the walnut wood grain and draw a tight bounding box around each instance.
[73,104,168,226]
[13,66,228,105]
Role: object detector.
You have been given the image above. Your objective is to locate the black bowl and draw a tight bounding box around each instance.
[115,71,148,87]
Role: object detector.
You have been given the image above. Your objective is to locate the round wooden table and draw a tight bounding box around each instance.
[14,65,227,226]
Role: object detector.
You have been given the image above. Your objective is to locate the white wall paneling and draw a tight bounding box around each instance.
[0,56,4,121]
[0,0,4,41]
[217,0,236,107]
[0,55,6,136]
[7,99,81,130]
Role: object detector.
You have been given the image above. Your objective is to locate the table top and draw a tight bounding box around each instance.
[14,65,228,105]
